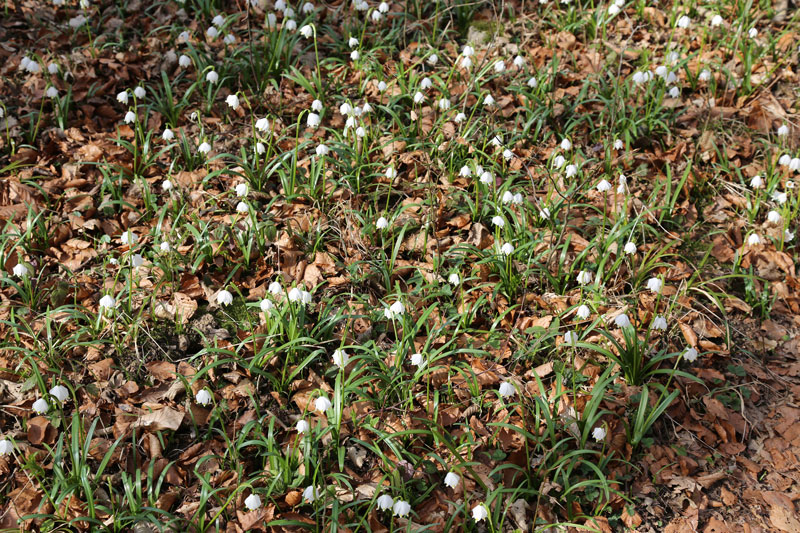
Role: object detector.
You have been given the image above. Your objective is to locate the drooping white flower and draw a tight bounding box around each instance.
[785,229,795,242]
[646,277,663,294]
[133,86,146,99]
[597,179,612,192]
[676,15,690,28]
[46,86,58,98]
[195,389,212,405]
[225,94,240,109]
[268,281,282,295]
[632,70,652,84]
[500,242,514,255]
[376,216,389,230]
[592,426,607,441]
[410,353,425,367]
[244,493,262,510]
[234,183,249,198]
[513,55,525,68]
[767,210,781,224]
[307,112,321,128]
[576,305,590,320]
[48,62,58,74]
[378,80,387,92]
[564,331,577,344]
[159,241,171,252]
[385,300,405,320]
[668,86,680,98]
[393,500,411,517]
[498,381,515,398]
[124,111,136,124]
[527,77,538,88]
[503,149,514,161]
[748,27,758,39]
[385,166,397,179]
[198,141,211,154]
[99,294,116,310]
[12,263,29,277]
[438,98,451,111]
[576,271,592,285]
[513,193,523,205]
[553,154,566,168]
[296,419,309,434]
[254,117,270,133]
[332,349,349,369]
[472,503,489,522]
[0,439,12,456]
[217,290,234,306]
[454,111,467,124]
[315,395,332,413]
[377,494,394,510]
[750,175,763,188]
[777,125,789,137]
[565,164,577,177]
[428,53,438,65]
[683,347,698,362]
[710,14,723,27]
[162,128,174,141]
[288,287,303,302]
[315,144,329,157]
[560,138,572,151]
[747,233,761,246]
[413,91,424,104]
[235,201,249,213]
[205,70,219,83]
[49,385,69,403]
[371,8,383,21]
[32,398,49,414]
[494,60,506,73]
[444,472,460,488]
[491,215,505,228]
[614,314,631,328]
[448,273,460,286]
[614,139,624,150]
[179,54,191,68]
[624,241,637,255]
[259,299,274,313]
[617,174,628,193]
[651,315,668,330]
[303,485,321,502]
[299,24,313,38]
[483,94,495,106]
[117,90,129,104]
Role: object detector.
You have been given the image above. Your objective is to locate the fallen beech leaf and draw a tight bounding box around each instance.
[133,407,184,432]
[28,416,57,445]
